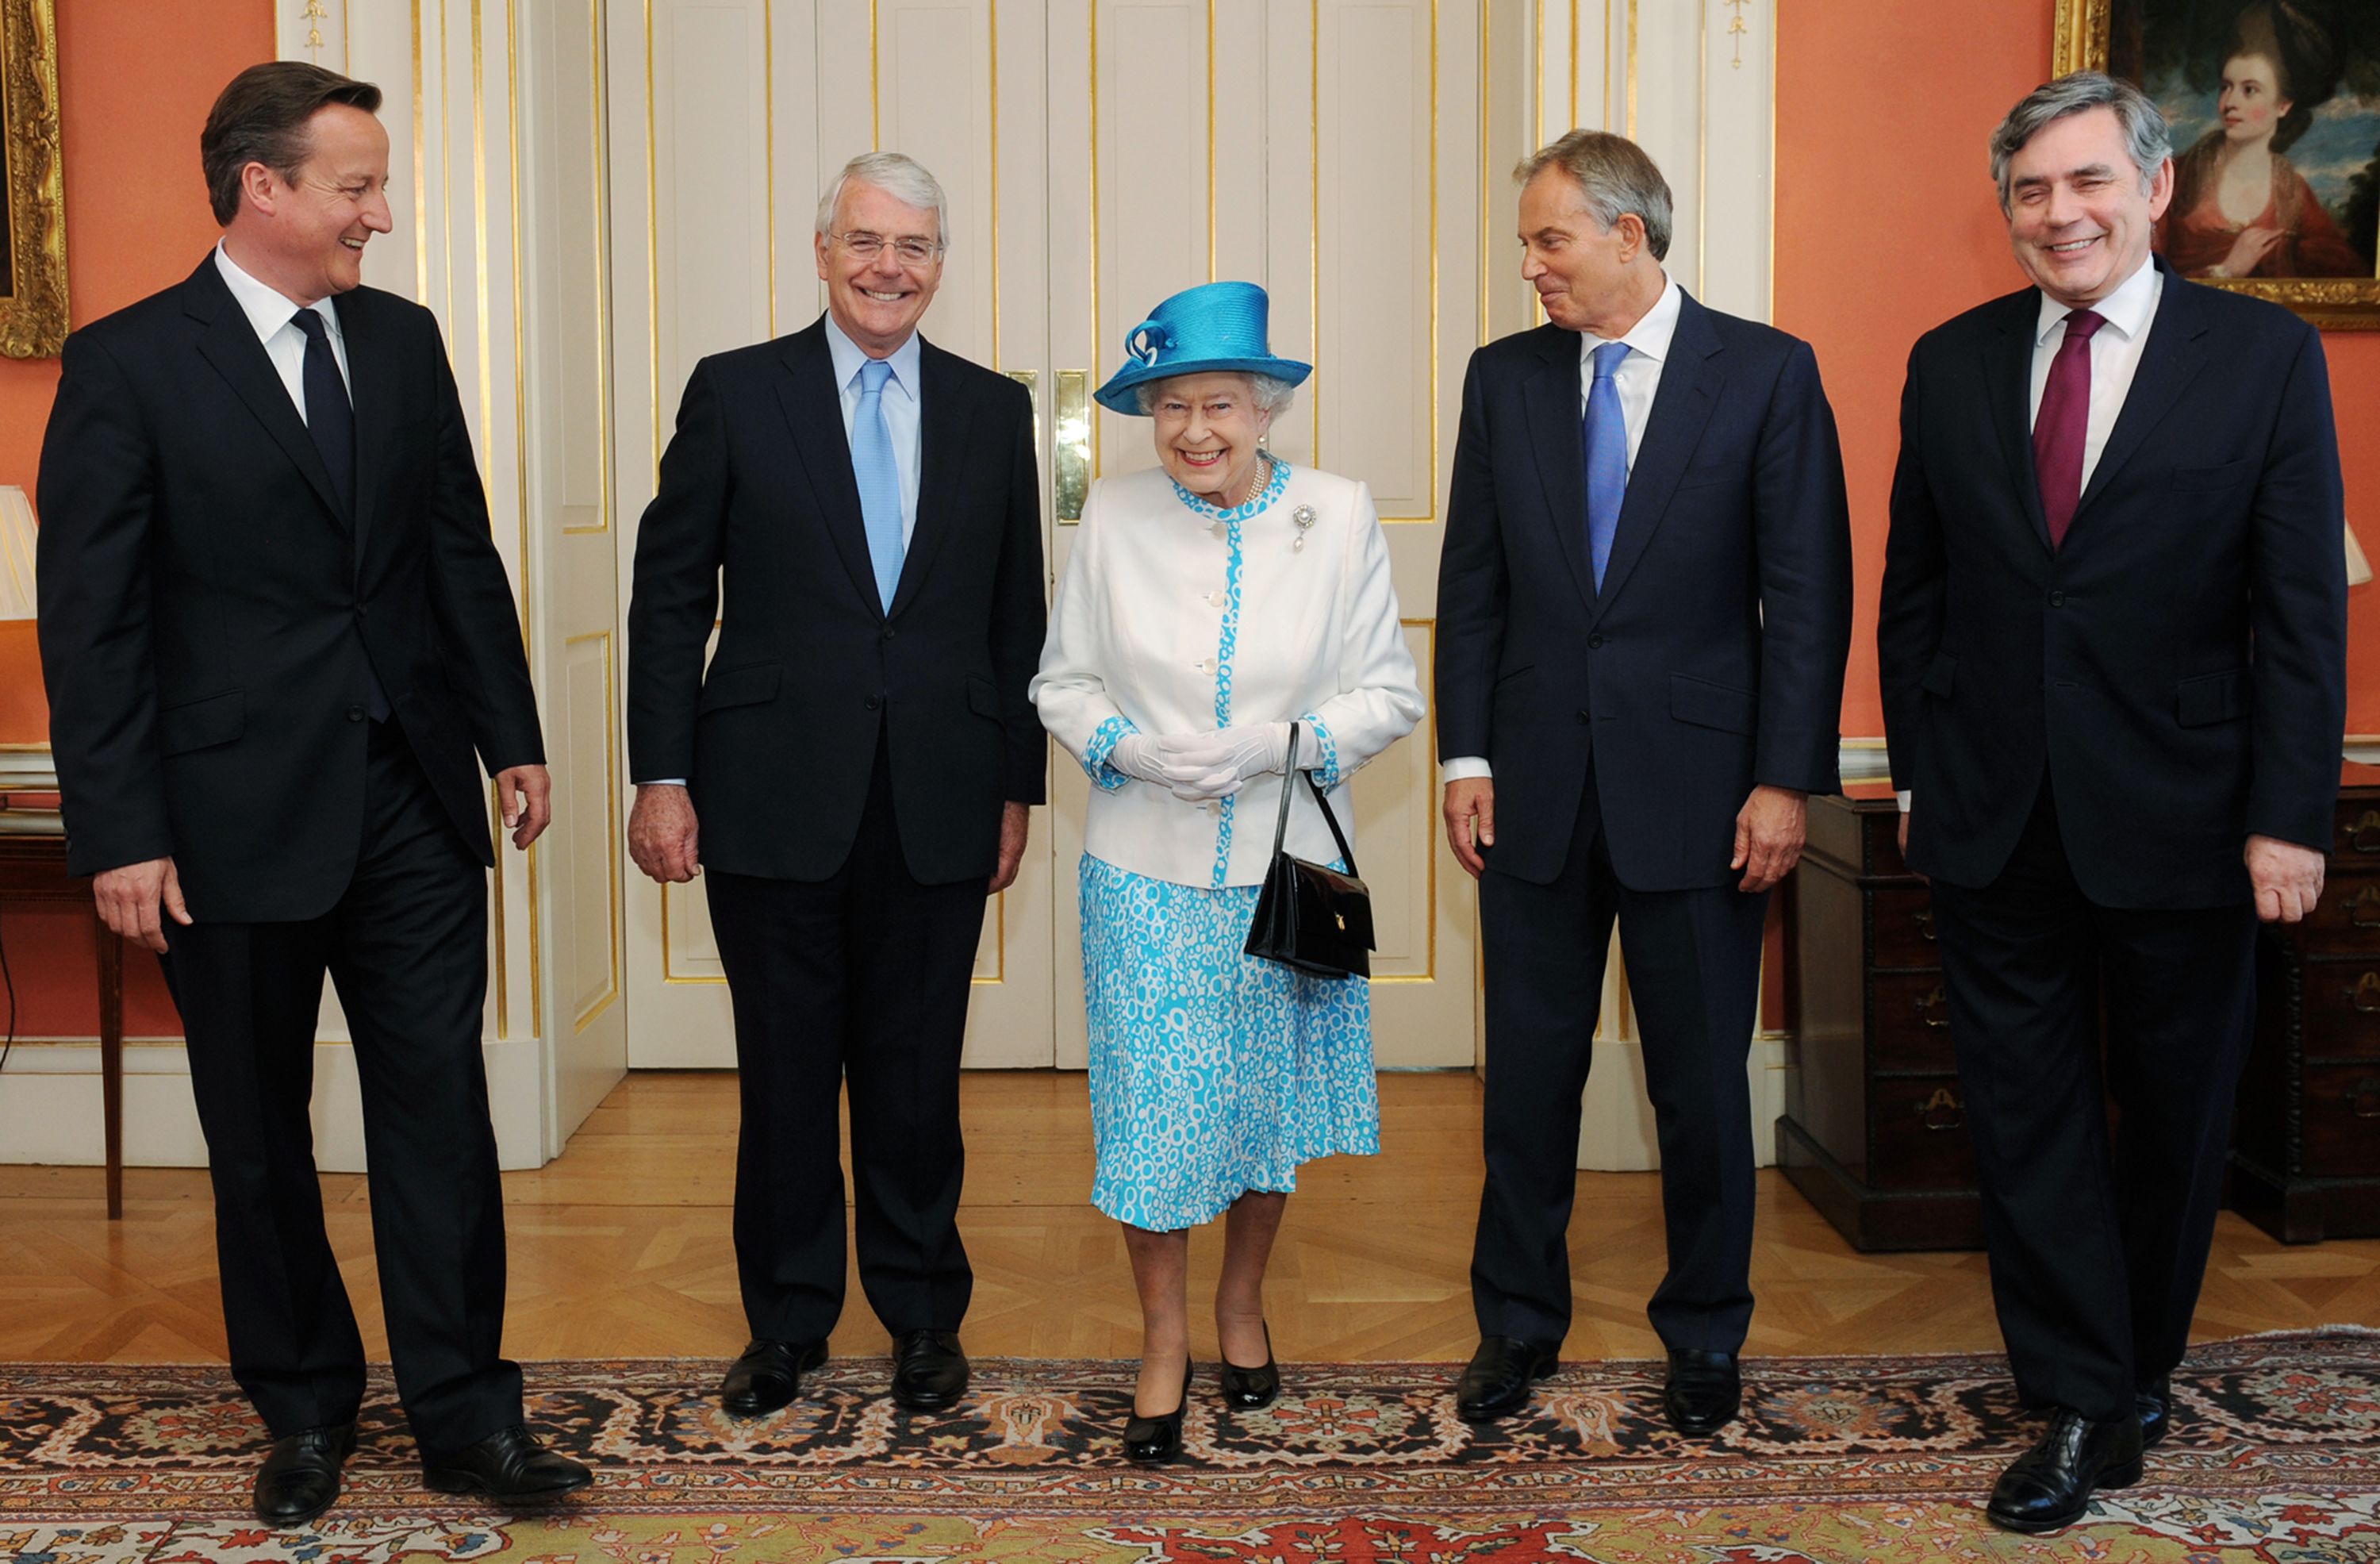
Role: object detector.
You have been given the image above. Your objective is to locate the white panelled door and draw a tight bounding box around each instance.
[612,2,1498,1072]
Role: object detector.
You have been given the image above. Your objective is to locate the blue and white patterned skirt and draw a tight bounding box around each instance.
[1078,852,1381,1231]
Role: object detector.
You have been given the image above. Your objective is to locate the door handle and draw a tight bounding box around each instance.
[1054,370,1090,523]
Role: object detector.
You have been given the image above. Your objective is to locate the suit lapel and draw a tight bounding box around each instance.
[1522,329,1598,612]
[338,290,391,574]
[2070,263,2208,533]
[1590,290,1719,623]
[773,321,885,617]
[184,259,351,530]
[1983,290,2053,554]
[888,337,971,620]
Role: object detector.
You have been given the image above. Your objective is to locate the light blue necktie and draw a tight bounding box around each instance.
[1583,340,1632,592]
[852,356,904,611]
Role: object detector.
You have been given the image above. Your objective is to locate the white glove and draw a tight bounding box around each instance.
[1158,723,1301,802]
[1107,733,1178,787]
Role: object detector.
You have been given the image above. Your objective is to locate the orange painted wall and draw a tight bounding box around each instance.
[1774,0,2380,740]
[2,1,275,1039]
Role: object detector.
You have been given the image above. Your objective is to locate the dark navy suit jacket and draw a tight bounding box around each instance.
[1436,289,1854,890]
[1879,258,2347,909]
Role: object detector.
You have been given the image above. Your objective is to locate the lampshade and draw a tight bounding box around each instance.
[0,486,34,621]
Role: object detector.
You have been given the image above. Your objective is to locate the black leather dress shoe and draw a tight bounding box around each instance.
[721,1338,827,1416]
[1123,1362,1193,1466]
[1986,1408,2143,1534]
[420,1424,593,1504]
[254,1422,356,1527]
[1663,1348,1743,1436]
[890,1329,969,1411]
[1219,1323,1280,1410]
[1456,1336,1560,1422]
[2136,1376,2172,1450]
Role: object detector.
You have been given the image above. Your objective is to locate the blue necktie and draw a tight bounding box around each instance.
[1582,340,1632,593]
[851,357,905,612]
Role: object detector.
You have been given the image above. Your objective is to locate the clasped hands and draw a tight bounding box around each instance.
[1111,724,1297,802]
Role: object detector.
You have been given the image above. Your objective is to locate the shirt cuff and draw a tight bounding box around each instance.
[1441,756,1493,784]
[1896,790,1912,813]
[639,778,689,787]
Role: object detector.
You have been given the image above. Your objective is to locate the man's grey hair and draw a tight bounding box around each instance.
[815,151,948,245]
[1134,372,1298,418]
[1988,71,2171,209]
[1513,130,1673,262]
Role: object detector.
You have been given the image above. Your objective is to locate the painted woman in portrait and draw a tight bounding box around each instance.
[2156,2,2370,279]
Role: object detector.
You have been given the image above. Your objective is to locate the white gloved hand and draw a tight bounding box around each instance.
[1159,723,1299,802]
[1107,733,1177,786]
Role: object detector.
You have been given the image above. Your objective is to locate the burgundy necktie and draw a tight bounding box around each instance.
[2033,309,2104,549]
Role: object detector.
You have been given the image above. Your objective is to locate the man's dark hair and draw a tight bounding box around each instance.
[200,63,383,225]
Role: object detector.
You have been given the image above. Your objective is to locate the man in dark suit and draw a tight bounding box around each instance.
[626,152,1044,1416]
[35,63,589,1523]
[1437,131,1852,1433]
[1879,72,2346,1534]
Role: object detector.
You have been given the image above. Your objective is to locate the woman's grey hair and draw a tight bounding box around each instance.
[814,151,948,245]
[1134,372,1298,418]
[1512,130,1673,262]
[1988,71,2171,209]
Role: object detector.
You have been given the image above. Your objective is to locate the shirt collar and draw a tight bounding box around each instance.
[823,310,922,400]
[2034,255,2160,347]
[213,240,340,346]
[1580,270,1679,367]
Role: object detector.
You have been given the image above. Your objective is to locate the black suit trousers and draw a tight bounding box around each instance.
[159,720,520,1451]
[704,735,986,1343]
[1473,770,1768,1351]
[1928,782,2255,1421]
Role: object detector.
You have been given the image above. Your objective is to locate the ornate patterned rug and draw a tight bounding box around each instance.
[4,1330,2375,1562]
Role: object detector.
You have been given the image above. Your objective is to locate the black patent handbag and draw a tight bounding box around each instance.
[1242,724,1376,979]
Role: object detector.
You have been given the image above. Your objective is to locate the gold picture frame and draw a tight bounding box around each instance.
[0,0,67,359]
[2055,0,2380,329]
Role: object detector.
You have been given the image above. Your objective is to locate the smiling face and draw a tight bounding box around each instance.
[2002,106,2173,310]
[2218,52,2291,146]
[1516,167,1656,336]
[1148,373,1273,503]
[228,102,393,302]
[816,179,944,356]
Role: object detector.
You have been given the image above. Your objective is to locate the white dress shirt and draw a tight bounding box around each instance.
[823,312,923,547]
[213,241,350,416]
[1441,273,1682,784]
[1898,257,2163,812]
[1034,463,1425,889]
[2028,253,2160,493]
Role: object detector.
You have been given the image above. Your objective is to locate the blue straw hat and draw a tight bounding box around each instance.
[1094,280,1313,416]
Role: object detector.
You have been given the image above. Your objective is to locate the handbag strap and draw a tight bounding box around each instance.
[1267,723,1361,878]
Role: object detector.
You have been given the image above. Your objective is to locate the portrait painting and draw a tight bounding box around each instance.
[2059,0,2380,325]
[0,0,67,358]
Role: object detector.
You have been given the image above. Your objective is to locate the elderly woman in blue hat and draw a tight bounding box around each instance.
[1032,281,1424,1464]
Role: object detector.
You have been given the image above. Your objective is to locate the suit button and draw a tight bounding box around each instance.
[1576,710,1590,724]
[1588,634,1605,649]
[864,696,881,710]
[881,627,896,641]
[345,705,365,722]
[2049,590,2066,607]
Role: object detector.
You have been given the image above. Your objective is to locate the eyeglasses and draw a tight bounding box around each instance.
[832,231,944,266]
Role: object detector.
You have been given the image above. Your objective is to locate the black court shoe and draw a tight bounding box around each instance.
[1123,1362,1195,1466]
[1219,1323,1280,1410]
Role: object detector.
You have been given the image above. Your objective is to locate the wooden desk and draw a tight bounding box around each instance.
[0,831,124,1217]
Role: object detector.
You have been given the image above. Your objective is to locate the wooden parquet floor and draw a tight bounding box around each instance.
[2,1070,2375,1369]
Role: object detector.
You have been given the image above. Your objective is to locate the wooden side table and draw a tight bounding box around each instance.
[0,831,125,1217]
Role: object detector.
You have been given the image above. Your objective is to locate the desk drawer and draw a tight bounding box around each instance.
[1870,1076,1980,1192]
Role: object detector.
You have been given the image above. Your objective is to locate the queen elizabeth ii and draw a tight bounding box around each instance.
[1031,280,1425,1464]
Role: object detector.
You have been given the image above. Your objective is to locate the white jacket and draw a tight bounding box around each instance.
[1033,462,1425,889]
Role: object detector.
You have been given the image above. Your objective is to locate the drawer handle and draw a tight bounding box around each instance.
[2350,1080,2380,1120]
[1917,1087,1964,1132]
[1912,906,1937,943]
[1914,986,1952,1030]
[2350,973,2380,1015]
[2353,811,2380,853]
[2351,887,2380,931]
